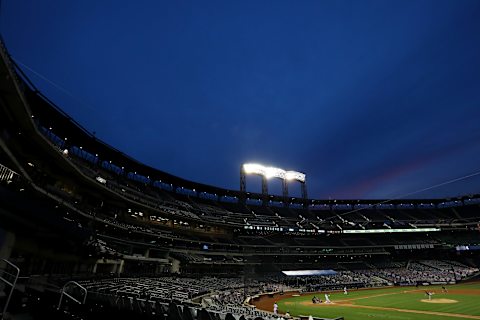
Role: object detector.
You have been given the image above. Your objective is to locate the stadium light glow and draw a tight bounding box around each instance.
[242,163,305,182]
[285,171,306,181]
[341,228,440,234]
[243,163,266,176]
[264,166,285,179]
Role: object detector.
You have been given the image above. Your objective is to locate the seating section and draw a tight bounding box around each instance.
[360,260,478,284]
[417,260,479,279]
[79,276,279,320]
[80,277,246,302]
[270,271,389,292]
[19,286,271,320]
[72,260,478,319]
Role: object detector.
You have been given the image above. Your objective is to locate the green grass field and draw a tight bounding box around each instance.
[275,283,480,320]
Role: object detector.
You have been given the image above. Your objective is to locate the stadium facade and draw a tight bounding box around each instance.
[0,38,479,320]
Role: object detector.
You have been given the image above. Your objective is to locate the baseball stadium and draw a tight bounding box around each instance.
[1,2,480,320]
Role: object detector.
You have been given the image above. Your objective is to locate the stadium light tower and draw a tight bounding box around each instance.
[240,163,307,207]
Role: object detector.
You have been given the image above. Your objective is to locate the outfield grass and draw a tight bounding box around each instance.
[275,283,480,320]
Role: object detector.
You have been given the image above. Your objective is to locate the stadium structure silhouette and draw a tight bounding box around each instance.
[0,38,479,320]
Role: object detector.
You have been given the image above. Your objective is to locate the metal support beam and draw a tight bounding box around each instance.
[282,179,289,207]
[301,181,308,208]
[1,259,20,320]
[261,176,268,206]
[239,167,246,204]
[240,168,246,193]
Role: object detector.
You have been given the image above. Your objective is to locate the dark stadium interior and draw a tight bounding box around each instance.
[1,16,480,320]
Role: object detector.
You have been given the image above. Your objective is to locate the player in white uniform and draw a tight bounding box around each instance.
[273,302,278,315]
[343,287,348,295]
[425,291,433,300]
[324,293,331,303]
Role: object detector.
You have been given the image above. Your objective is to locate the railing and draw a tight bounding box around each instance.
[0,164,19,184]
[57,281,87,310]
[0,259,20,320]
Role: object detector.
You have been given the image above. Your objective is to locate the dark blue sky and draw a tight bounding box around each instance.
[2,0,480,199]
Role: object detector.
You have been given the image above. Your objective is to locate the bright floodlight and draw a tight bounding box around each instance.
[243,163,265,175]
[242,163,305,182]
[264,166,286,179]
[285,171,306,182]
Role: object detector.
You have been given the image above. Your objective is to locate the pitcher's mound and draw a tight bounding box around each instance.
[421,299,458,304]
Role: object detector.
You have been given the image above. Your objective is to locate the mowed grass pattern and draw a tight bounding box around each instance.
[276,283,480,320]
